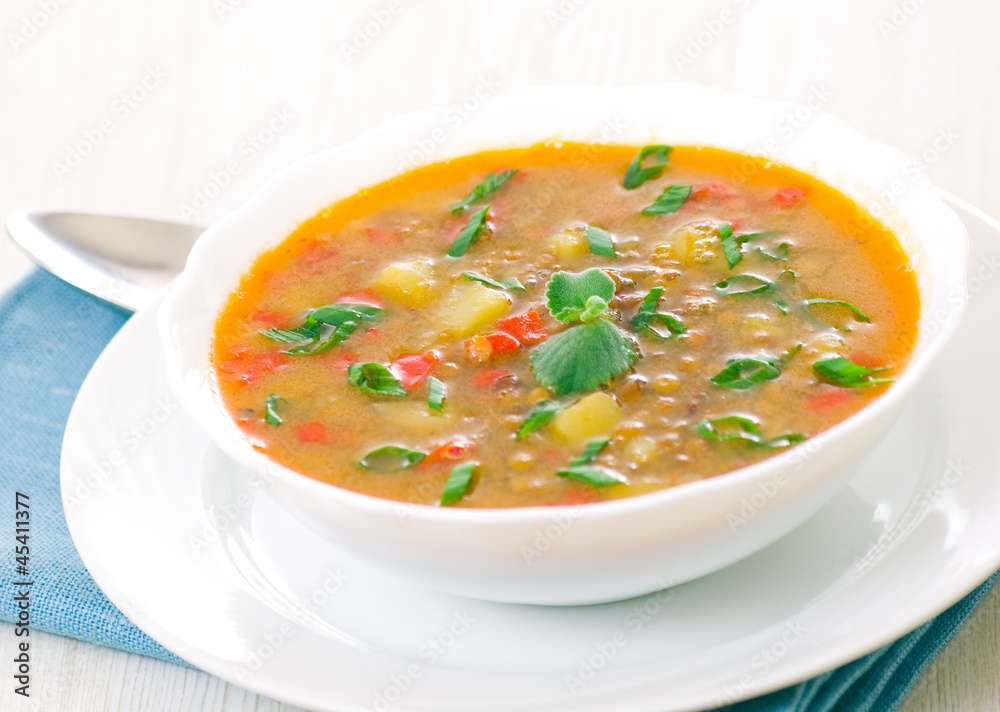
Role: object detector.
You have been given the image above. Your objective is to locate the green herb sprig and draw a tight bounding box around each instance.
[530,269,639,395]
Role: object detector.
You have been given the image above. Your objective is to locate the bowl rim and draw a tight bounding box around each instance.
[159,82,969,526]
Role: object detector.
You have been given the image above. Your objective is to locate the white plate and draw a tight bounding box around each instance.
[62,196,1000,712]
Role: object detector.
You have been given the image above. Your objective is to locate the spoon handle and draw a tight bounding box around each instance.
[5,210,204,313]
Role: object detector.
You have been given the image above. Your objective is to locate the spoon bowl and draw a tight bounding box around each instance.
[5,210,203,312]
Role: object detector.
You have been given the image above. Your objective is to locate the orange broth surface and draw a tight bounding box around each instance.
[212,143,920,508]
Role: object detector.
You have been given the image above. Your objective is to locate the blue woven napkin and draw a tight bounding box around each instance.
[0,269,996,709]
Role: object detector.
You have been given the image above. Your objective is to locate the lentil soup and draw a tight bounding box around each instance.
[211,143,919,508]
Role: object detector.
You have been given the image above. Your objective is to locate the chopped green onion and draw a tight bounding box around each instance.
[450,169,518,214]
[557,465,627,487]
[714,274,774,296]
[347,362,407,396]
[264,394,286,425]
[623,145,672,189]
[631,287,686,339]
[428,376,446,412]
[696,415,804,449]
[261,303,382,354]
[571,437,611,466]
[780,343,802,362]
[359,446,427,473]
[803,299,871,330]
[585,225,616,258]
[461,271,526,292]
[709,358,781,389]
[516,400,564,439]
[736,230,784,244]
[715,271,795,314]
[441,462,477,505]
[641,185,692,215]
[758,243,790,260]
[812,356,893,387]
[719,223,742,269]
[447,206,489,257]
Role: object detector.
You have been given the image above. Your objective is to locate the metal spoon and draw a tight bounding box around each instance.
[5,210,203,313]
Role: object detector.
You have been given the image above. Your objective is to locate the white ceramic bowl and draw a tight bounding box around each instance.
[159,84,968,606]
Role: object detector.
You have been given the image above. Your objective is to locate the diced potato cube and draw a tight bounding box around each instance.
[549,226,589,262]
[667,221,718,264]
[373,260,438,307]
[551,392,623,443]
[375,400,455,434]
[624,436,658,465]
[438,282,512,339]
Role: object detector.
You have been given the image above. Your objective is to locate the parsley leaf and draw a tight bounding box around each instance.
[631,287,686,339]
[571,437,611,465]
[585,225,616,258]
[530,319,638,395]
[261,303,382,354]
[447,206,489,257]
[428,377,446,412]
[461,271,526,292]
[804,299,871,330]
[450,169,518,214]
[623,145,672,189]
[348,362,407,396]
[696,415,804,449]
[709,358,781,389]
[719,223,742,269]
[516,400,564,439]
[264,394,286,425]
[641,185,692,215]
[545,269,616,324]
[441,462,477,505]
[558,465,627,487]
[359,446,426,472]
[812,356,893,387]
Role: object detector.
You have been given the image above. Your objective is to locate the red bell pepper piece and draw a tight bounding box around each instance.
[691,182,740,202]
[474,368,511,389]
[389,351,439,390]
[218,347,289,386]
[251,310,290,326]
[804,388,855,413]
[337,288,384,308]
[296,421,330,444]
[496,310,549,345]
[848,353,885,369]
[365,226,402,245]
[561,487,599,505]
[424,437,475,464]
[465,332,520,363]
[774,186,806,208]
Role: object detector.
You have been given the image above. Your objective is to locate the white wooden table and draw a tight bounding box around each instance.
[2,1,998,709]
